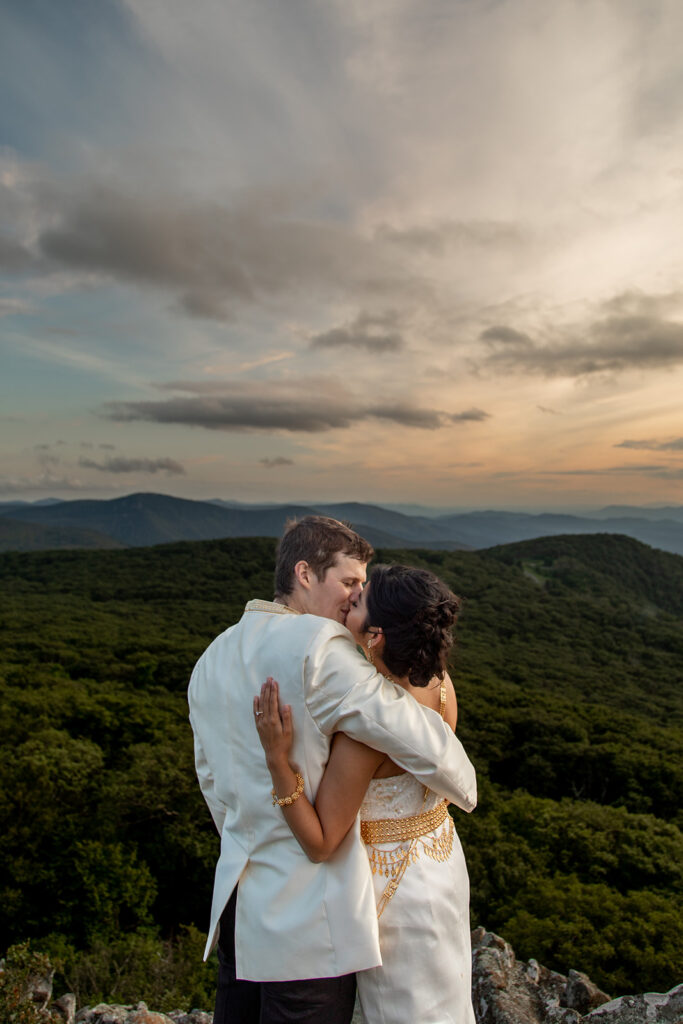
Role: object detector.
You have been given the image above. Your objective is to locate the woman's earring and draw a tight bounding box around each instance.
[366,640,375,665]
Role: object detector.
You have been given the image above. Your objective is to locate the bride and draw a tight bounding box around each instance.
[253,563,476,1024]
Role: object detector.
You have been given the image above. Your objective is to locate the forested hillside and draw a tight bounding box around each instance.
[0,534,681,1008]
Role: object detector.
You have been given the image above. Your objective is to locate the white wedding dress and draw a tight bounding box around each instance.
[356,730,475,1023]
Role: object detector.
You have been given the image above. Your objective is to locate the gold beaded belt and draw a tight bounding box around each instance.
[360,799,449,844]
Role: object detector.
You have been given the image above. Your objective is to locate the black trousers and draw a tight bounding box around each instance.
[215,888,357,1024]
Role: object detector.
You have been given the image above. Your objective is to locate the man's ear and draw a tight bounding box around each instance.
[293,560,312,589]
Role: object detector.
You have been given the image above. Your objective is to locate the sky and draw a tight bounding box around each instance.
[2,0,683,511]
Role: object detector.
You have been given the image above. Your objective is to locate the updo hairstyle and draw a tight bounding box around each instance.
[364,564,461,687]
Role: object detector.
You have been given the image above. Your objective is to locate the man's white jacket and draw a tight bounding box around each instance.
[188,599,477,982]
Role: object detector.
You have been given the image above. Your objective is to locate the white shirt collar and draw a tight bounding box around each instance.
[244,598,300,615]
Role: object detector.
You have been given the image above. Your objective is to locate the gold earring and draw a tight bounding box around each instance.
[366,641,375,665]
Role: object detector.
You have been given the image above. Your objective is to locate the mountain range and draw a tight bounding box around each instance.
[2,492,683,555]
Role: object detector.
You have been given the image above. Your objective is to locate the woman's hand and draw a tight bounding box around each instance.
[253,677,293,769]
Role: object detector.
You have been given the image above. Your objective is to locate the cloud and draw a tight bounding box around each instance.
[26,179,416,321]
[78,456,185,475]
[260,456,294,468]
[616,437,683,452]
[101,380,491,434]
[480,326,534,348]
[105,395,357,432]
[449,408,490,423]
[310,310,404,353]
[541,464,670,476]
[376,220,527,256]
[103,394,447,432]
[602,290,683,319]
[0,296,35,316]
[478,292,683,378]
[0,236,34,271]
[368,403,444,429]
[0,473,84,495]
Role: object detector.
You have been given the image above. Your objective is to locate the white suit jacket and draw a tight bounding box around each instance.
[188,599,477,982]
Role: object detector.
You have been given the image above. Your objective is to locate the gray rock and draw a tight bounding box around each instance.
[76,1004,132,1024]
[27,966,55,1009]
[125,1004,175,1024]
[471,928,581,1024]
[564,969,611,1014]
[583,984,683,1023]
[53,993,77,1024]
[168,1013,212,1024]
[75,1004,175,1024]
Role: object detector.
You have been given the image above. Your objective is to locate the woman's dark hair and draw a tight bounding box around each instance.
[364,564,461,687]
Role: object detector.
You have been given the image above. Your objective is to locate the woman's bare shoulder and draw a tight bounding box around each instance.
[442,671,459,730]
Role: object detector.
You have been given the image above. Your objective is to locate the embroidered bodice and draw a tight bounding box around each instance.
[360,773,442,819]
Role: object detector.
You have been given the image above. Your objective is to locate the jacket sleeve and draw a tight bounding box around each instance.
[304,628,477,812]
[188,664,226,835]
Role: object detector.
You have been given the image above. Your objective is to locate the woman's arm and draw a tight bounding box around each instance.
[254,678,384,862]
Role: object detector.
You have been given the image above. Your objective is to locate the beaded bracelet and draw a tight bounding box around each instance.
[272,771,305,807]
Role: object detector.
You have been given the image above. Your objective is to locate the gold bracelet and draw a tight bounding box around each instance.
[272,771,304,807]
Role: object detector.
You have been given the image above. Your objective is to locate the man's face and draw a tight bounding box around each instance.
[302,553,367,625]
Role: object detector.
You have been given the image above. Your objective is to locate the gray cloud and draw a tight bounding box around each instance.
[0,296,35,317]
[103,395,446,432]
[480,326,534,348]
[541,464,669,475]
[260,456,295,468]
[601,289,683,319]
[104,396,357,432]
[102,382,490,434]
[310,310,404,353]
[616,438,683,452]
[375,220,526,256]
[32,182,414,321]
[78,456,185,475]
[0,234,37,273]
[368,404,444,429]
[605,464,667,473]
[449,408,490,423]
[0,474,84,495]
[478,293,683,378]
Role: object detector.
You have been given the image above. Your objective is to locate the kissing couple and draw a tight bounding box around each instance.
[189,515,477,1023]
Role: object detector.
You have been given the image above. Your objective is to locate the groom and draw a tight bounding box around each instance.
[188,515,476,1024]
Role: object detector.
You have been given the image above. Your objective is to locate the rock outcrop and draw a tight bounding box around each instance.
[74,1006,211,1024]
[17,930,682,1024]
[471,928,682,1024]
[583,988,683,1024]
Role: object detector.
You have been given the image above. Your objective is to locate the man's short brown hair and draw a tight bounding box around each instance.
[274,515,374,597]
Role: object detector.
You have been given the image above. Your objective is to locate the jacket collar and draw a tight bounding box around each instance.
[244,599,300,615]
